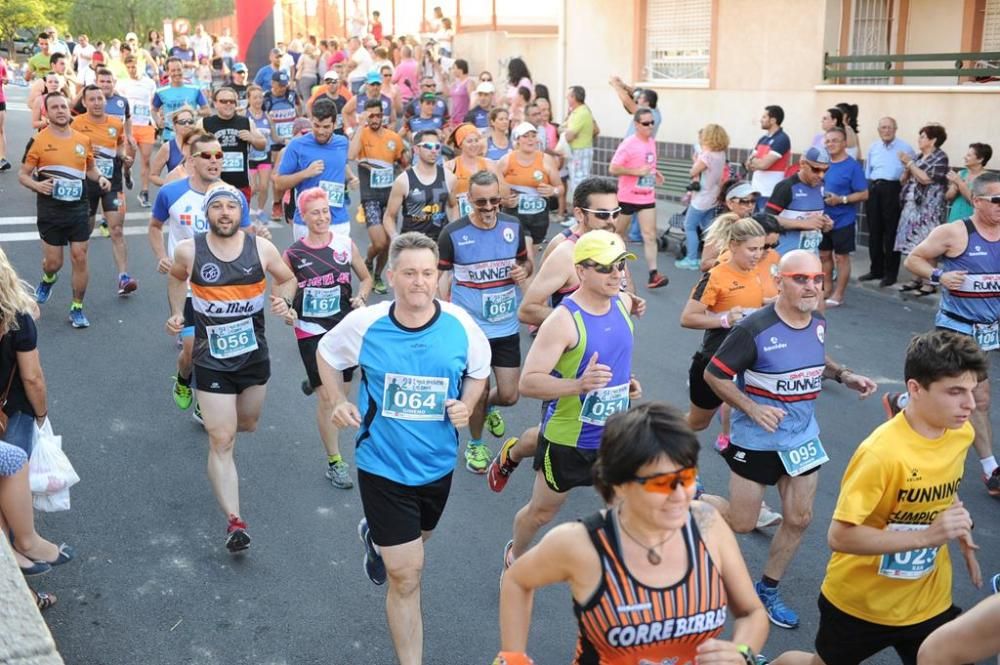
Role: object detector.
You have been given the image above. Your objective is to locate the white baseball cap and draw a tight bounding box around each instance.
[512,122,538,141]
[475,81,495,94]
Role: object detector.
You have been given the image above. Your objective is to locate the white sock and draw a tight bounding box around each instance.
[980,456,998,476]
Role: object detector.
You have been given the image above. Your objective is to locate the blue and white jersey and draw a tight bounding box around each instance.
[248,111,270,162]
[152,84,207,140]
[151,177,251,257]
[707,304,826,452]
[277,132,351,227]
[767,174,826,255]
[104,93,131,120]
[318,300,492,485]
[262,91,298,146]
[437,214,527,339]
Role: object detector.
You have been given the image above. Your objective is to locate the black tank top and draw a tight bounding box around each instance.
[190,233,269,371]
[285,233,354,338]
[401,165,450,240]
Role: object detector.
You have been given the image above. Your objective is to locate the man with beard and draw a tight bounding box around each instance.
[703,250,877,630]
[166,183,296,552]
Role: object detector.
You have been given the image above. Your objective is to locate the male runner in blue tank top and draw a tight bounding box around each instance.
[898,171,1000,497]
[703,249,877,630]
[767,148,834,256]
[503,229,641,576]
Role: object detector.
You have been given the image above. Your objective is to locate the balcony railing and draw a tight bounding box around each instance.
[823,51,1000,84]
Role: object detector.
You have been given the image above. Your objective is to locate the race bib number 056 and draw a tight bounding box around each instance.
[206,317,259,359]
[381,373,449,421]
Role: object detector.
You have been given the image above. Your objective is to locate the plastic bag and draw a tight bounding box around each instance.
[28,419,79,512]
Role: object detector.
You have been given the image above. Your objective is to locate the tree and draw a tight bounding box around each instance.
[68,0,234,42]
[0,0,73,62]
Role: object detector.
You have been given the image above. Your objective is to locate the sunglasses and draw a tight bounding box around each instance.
[976,195,1000,205]
[175,119,196,126]
[637,120,655,127]
[763,243,778,250]
[582,260,626,274]
[417,142,442,151]
[780,272,825,285]
[633,467,698,496]
[194,150,224,160]
[472,197,502,209]
[580,207,622,220]
[216,98,237,105]
[733,197,756,205]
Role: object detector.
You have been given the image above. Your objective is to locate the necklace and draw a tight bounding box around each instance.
[616,507,679,565]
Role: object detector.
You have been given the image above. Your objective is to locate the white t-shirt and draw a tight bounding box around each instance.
[75,44,95,77]
[348,47,373,82]
[692,150,727,211]
[117,76,158,126]
[190,34,213,60]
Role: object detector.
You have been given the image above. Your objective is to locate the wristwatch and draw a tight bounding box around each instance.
[929,268,944,285]
[841,195,848,205]
[737,644,756,665]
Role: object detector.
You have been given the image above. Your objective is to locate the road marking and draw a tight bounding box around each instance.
[0,226,150,242]
[0,211,150,226]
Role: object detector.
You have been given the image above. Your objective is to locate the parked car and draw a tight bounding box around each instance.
[0,30,37,57]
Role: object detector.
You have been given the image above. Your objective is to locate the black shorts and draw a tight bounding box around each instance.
[87,183,125,217]
[689,351,723,411]
[362,199,386,227]
[619,201,656,216]
[814,593,961,665]
[0,101,6,112]
[194,359,270,395]
[489,333,522,368]
[819,225,856,254]
[249,158,271,169]
[505,208,548,245]
[358,469,453,547]
[297,335,355,389]
[722,441,821,486]
[532,433,597,493]
[37,203,91,246]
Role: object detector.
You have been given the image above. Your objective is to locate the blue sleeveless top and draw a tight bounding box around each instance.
[167,138,185,172]
[936,217,1000,330]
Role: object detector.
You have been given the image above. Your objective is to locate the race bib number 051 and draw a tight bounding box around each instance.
[580,383,629,426]
[381,373,449,421]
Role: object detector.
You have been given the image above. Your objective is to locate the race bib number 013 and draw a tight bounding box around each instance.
[206,317,259,360]
[381,373,449,421]
[878,524,939,580]
[973,322,999,351]
[580,383,629,426]
[517,194,546,215]
[777,438,829,476]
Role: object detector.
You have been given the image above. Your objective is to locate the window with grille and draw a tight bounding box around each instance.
[983,0,1000,51]
[848,0,893,83]
[644,0,711,82]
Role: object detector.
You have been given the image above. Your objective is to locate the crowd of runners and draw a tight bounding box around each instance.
[1,11,999,665]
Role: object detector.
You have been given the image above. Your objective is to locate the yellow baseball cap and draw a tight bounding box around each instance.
[573,230,636,265]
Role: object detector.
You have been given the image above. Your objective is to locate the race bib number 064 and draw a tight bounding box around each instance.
[381,373,449,421]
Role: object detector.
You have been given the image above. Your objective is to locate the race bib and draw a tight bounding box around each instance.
[222,151,245,173]
[320,180,345,208]
[482,287,516,323]
[580,383,630,426]
[302,286,341,318]
[369,166,394,188]
[799,230,822,252]
[973,322,999,351]
[275,122,293,139]
[51,178,83,202]
[206,317,258,359]
[637,174,655,189]
[878,525,939,580]
[95,157,115,179]
[777,437,829,476]
[517,193,546,215]
[381,373,449,421]
[133,103,151,123]
[457,194,472,218]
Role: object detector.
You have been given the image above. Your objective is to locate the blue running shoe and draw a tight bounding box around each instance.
[68,307,90,329]
[754,581,799,629]
[35,278,56,304]
[357,518,386,585]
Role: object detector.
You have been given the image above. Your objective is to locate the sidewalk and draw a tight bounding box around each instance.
[651,202,940,312]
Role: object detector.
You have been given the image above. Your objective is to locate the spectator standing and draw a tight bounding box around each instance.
[895,124,950,297]
[346,36,373,96]
[562,85,596,204]
[836,102,860,158]
[610,76,661,137]
[371,11,384,43]
[676,123,730,270]
[392,45,420,105]
[296,44,320,100]
[147,30,166,67]
[946,143,992,222]
[860,116,913,287]
[810,107,845,150]
[443,59,474,127]
[820,127,868,306]
[746,105,790,211]
[505,58,532,108]
[189,24,213,60]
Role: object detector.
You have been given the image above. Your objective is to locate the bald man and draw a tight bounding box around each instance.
[702,249,877,630]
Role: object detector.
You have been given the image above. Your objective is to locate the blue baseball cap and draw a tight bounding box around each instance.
[802,147,830,165]
[272,70,290,85]
[232,63,248,73]
[365,70,382,85]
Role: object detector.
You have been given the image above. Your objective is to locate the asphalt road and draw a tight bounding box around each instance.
[2,83,997,665]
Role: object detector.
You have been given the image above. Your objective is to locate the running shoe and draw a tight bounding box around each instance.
[487,437,520,492]
[560,217,575,228]
[35,278,56,304]
[117,274,138,296]
[68,307,89,329]
[756,503,783,529]
[465,442,491,474]
[991,572,999,594]
[714,434,730,453]
[173,377,193,410]
[271,203,282,221]
[124,168,133,190]
[99,218,110,237]
[754,581,799,629]
[881,392,906,420]
[985,467,1000,498]
[301,379,314,396]
[0,158,12,172]
[357,518,386,585]
[372,277,388,295]
[674,257,701,270]
[325,460,354,489]
[138,190,151,208]
[225,515,251,553]
[192,402,204,426]
[486,409,506,437]
[499,539,514,589]
[647,272,669,289]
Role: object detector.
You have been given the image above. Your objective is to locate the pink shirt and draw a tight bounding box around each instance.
[392,58,419,103]
[611,135,657,205]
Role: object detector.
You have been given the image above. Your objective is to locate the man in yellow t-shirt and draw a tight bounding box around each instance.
[561,86,598,205]
[771,329,986,665]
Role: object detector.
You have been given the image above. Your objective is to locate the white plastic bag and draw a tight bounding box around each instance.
[28,419,79,512]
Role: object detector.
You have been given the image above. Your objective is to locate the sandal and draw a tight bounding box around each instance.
[914,285,938,297]
[898,280,922,292]
[33,590,58,612]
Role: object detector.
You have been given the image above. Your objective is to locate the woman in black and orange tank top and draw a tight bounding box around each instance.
[495,402,768,665]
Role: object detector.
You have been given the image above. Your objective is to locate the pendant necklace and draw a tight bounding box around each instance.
[616,507,679,565]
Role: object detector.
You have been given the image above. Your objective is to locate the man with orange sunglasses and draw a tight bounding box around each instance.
[702,249,876,630]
